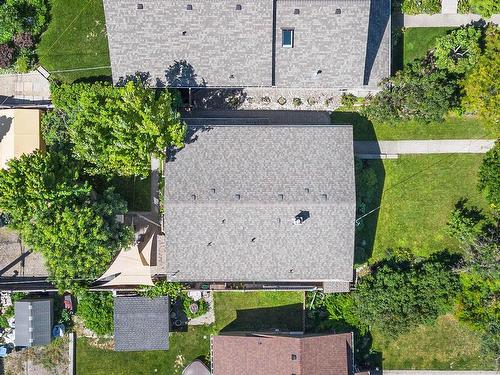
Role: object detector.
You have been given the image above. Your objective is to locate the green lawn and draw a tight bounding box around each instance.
[403,27,453,66]
[76,291,304,374]
[374,315,495,370]
[331,112,497,141]
[37,0,111,83]
[359,154,489,261]
[214,291,304,332]
[112,175,151,212]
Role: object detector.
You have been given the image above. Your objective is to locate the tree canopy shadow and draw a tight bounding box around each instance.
[164,60,206,88]
[220,304,304,333]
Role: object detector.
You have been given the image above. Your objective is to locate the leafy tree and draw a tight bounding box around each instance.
[51,80,186,177]
[354,250,460,335]
[1,0,49,38]
[469,0,499,18]
[40,110,71,152]
[402,0,441,14]
[434,27,482,73]
[76,292,114,336]
[461,25,499,125]
[478,140,500,208]
[0,152,132,291]
[363,60,457,123]
[0,3,22,43]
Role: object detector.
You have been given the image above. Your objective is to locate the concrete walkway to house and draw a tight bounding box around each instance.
[354,139,496,158]
[0,70,51,106]
[401,13,500,27]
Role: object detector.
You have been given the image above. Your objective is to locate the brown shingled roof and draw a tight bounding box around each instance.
[212,333,353,375]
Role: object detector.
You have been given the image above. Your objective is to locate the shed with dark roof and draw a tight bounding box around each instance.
[163,124,355,288]
[114,296,170,351]
[14,298,53,347]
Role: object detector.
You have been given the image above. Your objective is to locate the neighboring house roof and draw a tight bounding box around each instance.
[14,298,53,347]
[163,125,355,283]
[114,296,170,351]
[0,109,42,170]
[0,228,48,278]
[103,0,390,88]
[211,333,353,375]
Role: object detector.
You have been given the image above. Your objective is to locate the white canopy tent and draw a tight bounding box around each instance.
[97,229,155,287]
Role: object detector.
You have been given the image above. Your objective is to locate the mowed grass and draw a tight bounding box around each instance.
[365,154,488,260]
[76,292,304,374]
[77,326,212,375]
[403,27,453,65]
[37,0,111,83]
[214,291,304,332]
[331,112,497,141]
[374,315,495,370]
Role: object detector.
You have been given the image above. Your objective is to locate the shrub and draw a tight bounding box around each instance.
[76,292,114,336]
[307,97,317,106]
[0,43,14,68]
[182,297,208,319]
[362,60,457,123]
[354,251,460,336]
[469,0,499,17]
[0,315,9,329]
[434,27,482,74]
[340,93,357,108]
[10,0,49,37]
[478,140,500,208]
[458,0,471,13]
[277,96,286,105]
[138,281,185,299]
[0,4,22,43]
[261,96,271,104]
[14,53,30,73]
[292,97,302,107]
[13,32,33,48]
[402,0,441,14]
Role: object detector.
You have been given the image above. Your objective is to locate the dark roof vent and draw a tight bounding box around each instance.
[182,31,187,36]
[207,242,212,246]
[137,4,144,9]
[236,4,242,10]
[317,69,322,75]
[192,194,197,200]
[211,188,216,193]
[291,354,297,360]
[304,188,310,193]
[235,194,241,200]
[187,4,193,10]
[251,237,256,242]
[335,8,341,14]
[293,8,300,14]
[229,74,235,79]
[294,210,310,225]
[321,194,328,201]
[278,193,284,200]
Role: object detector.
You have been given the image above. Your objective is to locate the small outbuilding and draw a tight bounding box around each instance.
[183,360,211,375]
[114,296,170,352]
[14,298,53,347]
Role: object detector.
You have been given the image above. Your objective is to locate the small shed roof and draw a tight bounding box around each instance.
[14,298,53,347]
[183,360,211,375]
[0,109,42,170]
[114,296,170,351]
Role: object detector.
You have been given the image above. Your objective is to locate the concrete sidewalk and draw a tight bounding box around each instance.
[354,139,496,157]
[402,13,500,27]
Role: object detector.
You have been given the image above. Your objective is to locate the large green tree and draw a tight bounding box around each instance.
[478,140,500,208]
[461,25,499,125]
[0,152,132,292]
[51,80,186,177]
[434,27,482,74]
[362,60,457,123]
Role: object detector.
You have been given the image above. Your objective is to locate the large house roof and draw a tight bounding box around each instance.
[163,125,355,283]
[103,0,390,88]
[211,333,353,375]
[114,296,170,351]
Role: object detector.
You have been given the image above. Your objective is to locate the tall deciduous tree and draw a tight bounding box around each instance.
[461,25,499,125]
[51,80,186,177]
[478,140,500,208]
[434,27,482,74]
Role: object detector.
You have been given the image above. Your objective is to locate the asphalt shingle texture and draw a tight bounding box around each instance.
[114,296,170,351]
[164,125,355,283]
[103,0,390,88]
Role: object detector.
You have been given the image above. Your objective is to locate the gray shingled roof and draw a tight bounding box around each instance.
[103,0,390,88]
[15,299,53,347]
[163,125,355,283]
[114,296,170,352]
